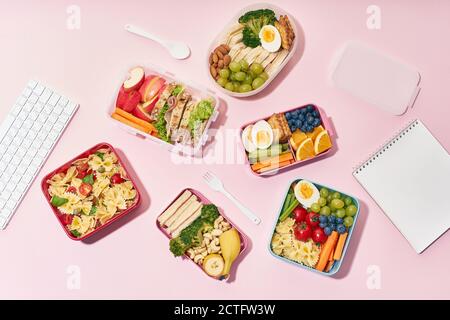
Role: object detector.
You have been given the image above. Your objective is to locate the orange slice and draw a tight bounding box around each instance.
[314,130,332,155]
[296,138,315,161]
[290,129,308,151]
[306,125,324,141]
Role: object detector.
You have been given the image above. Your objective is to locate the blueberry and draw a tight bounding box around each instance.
[306,105,314,112]
[312,110,319,117]
[308,125,315,132]
[307,116,315,125]
[299,108,307,115]
[319,215,328,223]
[336,218,344,224]
[306,112,312,119]
[330,224,337,231]
[290,125,296,132]
[285,112,291,120]
[319,222,327,229]
[324,226,332,236]
[301,126,308,133]
[337,224,347,234]
[288,118,294,126]
[328,216,336,224]
[313,118,321,127]
[298,120,303,128]
[292,110,300,117]
[298,113,305,121]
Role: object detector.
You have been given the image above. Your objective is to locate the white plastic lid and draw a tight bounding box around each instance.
[331,41,421,115]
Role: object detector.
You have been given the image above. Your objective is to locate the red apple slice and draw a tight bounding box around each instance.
[139,76,166,103]
[121,90,141,113]
[142,84,167,113]
[116,86,128,108]
[133,103,152,122]
[123,67,145,92]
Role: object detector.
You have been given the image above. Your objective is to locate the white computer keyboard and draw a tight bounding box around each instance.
[0,80,79,229]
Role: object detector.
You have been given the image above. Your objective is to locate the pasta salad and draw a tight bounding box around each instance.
[46,147,138,239]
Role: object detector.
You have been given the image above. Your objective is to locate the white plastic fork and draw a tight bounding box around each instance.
[203,171,261,225]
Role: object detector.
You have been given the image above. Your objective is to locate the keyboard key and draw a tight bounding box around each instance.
[33,101,45,113]
[16,96,27,106]
[27,80,38,89]
[10,192,21,202]
[34,84,45,95]
[0,190,11,201]
[64,102,78,114]
[0,198,6,208]
[0,114,15,142]
[28,94,39,104]
[23,102,34,112]
[10,104,23,116]
[9,173,21,185]
[59,96,69,107]
[5,200,16,211]
[22,87,32,98]
[48,93,61,106]
[15,182,28,194]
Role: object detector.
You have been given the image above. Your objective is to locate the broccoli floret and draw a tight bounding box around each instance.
[168,204,220,257]
[238,9,276,48]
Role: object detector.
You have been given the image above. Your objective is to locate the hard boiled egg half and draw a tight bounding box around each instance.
[294,180,320,209]
[251,120,274,149]
[259,25,281,53]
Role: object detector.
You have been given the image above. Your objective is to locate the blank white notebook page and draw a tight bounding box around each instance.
[353,120,450,253]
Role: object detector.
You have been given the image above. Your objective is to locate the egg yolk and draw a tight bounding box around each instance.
[256,130,270,146]
[300,183,313,199]
[262,29,275,43]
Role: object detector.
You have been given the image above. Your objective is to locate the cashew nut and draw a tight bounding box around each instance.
[220,222,231,231]
[203,232,213,240]
[209,239,221,253]
[193,254,203,264]
[214,216,224,229]
[211,229,223,237]
[201,250,208,257]
[187,249,195,259]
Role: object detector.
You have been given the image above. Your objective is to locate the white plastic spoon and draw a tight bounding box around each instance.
[125,24,190,60]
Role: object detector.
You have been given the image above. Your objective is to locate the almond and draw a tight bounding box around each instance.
[210,65,217,78]
[209,53,214,65]
[212,53,218,63]
[218,60,224,69]
[216,50,224,59]
[223,55,231,66]
[218,45,229,55]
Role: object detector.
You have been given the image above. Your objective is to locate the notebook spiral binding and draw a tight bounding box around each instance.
[353,119,419,175]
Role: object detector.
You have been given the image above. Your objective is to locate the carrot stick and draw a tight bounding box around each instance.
[251,153,294,171]
[325,260,334,272]
[256,160,292,173]
[316,231,339,272]
[329,247,335,262]
[111,113,149,134]
[114,108,156,133]
[333,233,348,261]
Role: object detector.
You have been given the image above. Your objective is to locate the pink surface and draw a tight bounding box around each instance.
[0,0,449,299]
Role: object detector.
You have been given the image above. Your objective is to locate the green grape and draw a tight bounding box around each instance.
[243,74,253,85]
[229,72,236,81]
[320,206,331,216]
[216,77,228,87]
[235,71,246,82]
[250,63,264,75]
[345,204,358,217]
[311,203,321,213]
[344,196,353,206]
[330,206,337,213]
[219,68,230,79]
[331,192,341,200]
[239,84,253,93]
[320,188,329,198]
[232,81,240,92]
[259,72,269,81]
[331,199,344,209]
[327,195,333,204]
[239,60,249,71]
[318,197,327,207]
[229,61,241,73]
[252,77,265,90]
[336,208,346,218]
[248,70,257,79]
[343,216,354,227]
[224,82,234,92]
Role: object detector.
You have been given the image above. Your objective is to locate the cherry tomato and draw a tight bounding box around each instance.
[111,173,124,184]
[79,182,93,196]
[76,170,87,179]
[293,207,308,223]
[66,186,77,194]
[305,212,320,228]
[312,227,328,244]
[61,214,73,226]
[294,222,312,242]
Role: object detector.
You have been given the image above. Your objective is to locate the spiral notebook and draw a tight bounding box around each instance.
[353,119,450,253]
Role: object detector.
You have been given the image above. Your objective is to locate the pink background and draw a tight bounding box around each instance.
[0,0,449,299]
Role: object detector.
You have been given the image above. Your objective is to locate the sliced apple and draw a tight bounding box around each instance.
[118,90,141,113]
[142,84,167,113]
[139,75,166,103]
[123,67,145,92]
[133,103,152,122]
[116,86,128,108]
